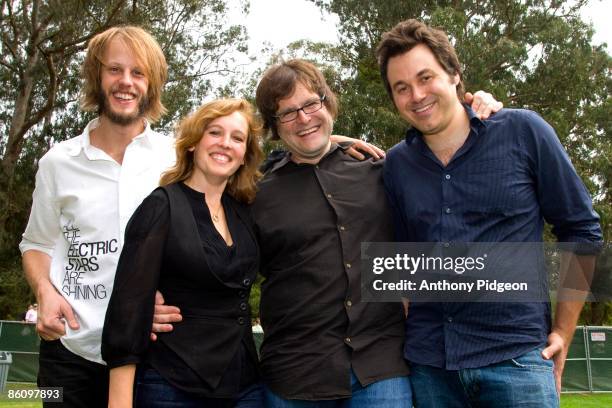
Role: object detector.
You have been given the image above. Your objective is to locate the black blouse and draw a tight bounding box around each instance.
[102,182,259,398]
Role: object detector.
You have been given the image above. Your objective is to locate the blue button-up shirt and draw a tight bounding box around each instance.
[384,105,602,369]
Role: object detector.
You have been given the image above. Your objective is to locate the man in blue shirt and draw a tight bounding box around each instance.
[377,19,602,407]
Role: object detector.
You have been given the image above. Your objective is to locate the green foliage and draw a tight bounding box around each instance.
[0,259,34,320]
[248,274,263,318]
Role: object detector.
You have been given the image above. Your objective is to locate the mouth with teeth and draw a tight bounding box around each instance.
[210,152,231,164]
[113,91,137,102]
[412,101,435,115]
[296,125,320,137]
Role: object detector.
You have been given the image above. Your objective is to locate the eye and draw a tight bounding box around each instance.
[132,69,145,78]
[108,66,121,74]
[421,75,432,83]
[232,135,246,143]
[279,110,296,121]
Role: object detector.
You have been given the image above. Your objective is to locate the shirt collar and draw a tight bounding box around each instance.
[67,117,153,158]
[403,103,485,146]
[267,143,343,174]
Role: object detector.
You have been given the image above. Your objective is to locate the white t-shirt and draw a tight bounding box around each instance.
[19,119,175,364]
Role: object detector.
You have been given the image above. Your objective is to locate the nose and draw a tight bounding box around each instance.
[412,85,426,103]
[219,133,231,147]
[118,69,134,86]
[296,108,311,124]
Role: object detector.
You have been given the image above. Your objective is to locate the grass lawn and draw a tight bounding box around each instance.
[0,383,610,407]
[561,393,612,408]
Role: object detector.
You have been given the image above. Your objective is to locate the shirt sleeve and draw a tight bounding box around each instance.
[102,188,170,368]
[523,110,603,251]
[19,154,61,256]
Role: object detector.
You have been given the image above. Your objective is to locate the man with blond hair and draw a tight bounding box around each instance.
[20,26,174,407]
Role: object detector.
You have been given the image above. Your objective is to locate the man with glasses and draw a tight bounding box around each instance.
[252,59,411,406]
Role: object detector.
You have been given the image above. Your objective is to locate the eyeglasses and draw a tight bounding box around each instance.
[274,95,326,123]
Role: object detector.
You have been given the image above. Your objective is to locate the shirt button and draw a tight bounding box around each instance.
[445,174,451,180]
[238,317,245,325]
[447,316,453,323]
[346,263,351,269]
[345,337,351,343]
[242,278,251,287]
[339,226,345,231]
[443,242,450,248]
[326,193,332,199]
[240,302,247,311]
[445,207,452,214]
[346,300,352,307]
[238,291,246,298]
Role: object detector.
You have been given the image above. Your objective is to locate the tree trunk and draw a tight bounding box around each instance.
[0,46,39,257]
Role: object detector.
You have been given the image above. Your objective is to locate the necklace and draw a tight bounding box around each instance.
[210,201,222,223]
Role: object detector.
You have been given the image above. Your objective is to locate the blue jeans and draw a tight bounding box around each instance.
[134,366,263,408]
[264,370,412,407]
[410,348,559,408]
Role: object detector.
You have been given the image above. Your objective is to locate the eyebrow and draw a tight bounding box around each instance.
[391,69,434,88]
[102,61,144,70]
[417,69,434,77]
[206,124,247,135]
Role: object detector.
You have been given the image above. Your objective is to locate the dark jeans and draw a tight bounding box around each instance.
[38,339,109,408]
[135,366,264,408]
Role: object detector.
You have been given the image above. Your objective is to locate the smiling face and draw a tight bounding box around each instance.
[188,111,248,186]
[98,38,149,125]
[275,82,333,164]
[387,44,463,138]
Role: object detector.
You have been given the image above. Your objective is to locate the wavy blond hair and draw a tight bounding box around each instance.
[81,25,168,122]
[160,99,264,204]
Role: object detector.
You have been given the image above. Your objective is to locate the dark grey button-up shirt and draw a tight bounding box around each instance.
[253,145,408,400]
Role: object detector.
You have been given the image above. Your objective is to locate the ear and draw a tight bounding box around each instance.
[452,73,460,86]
